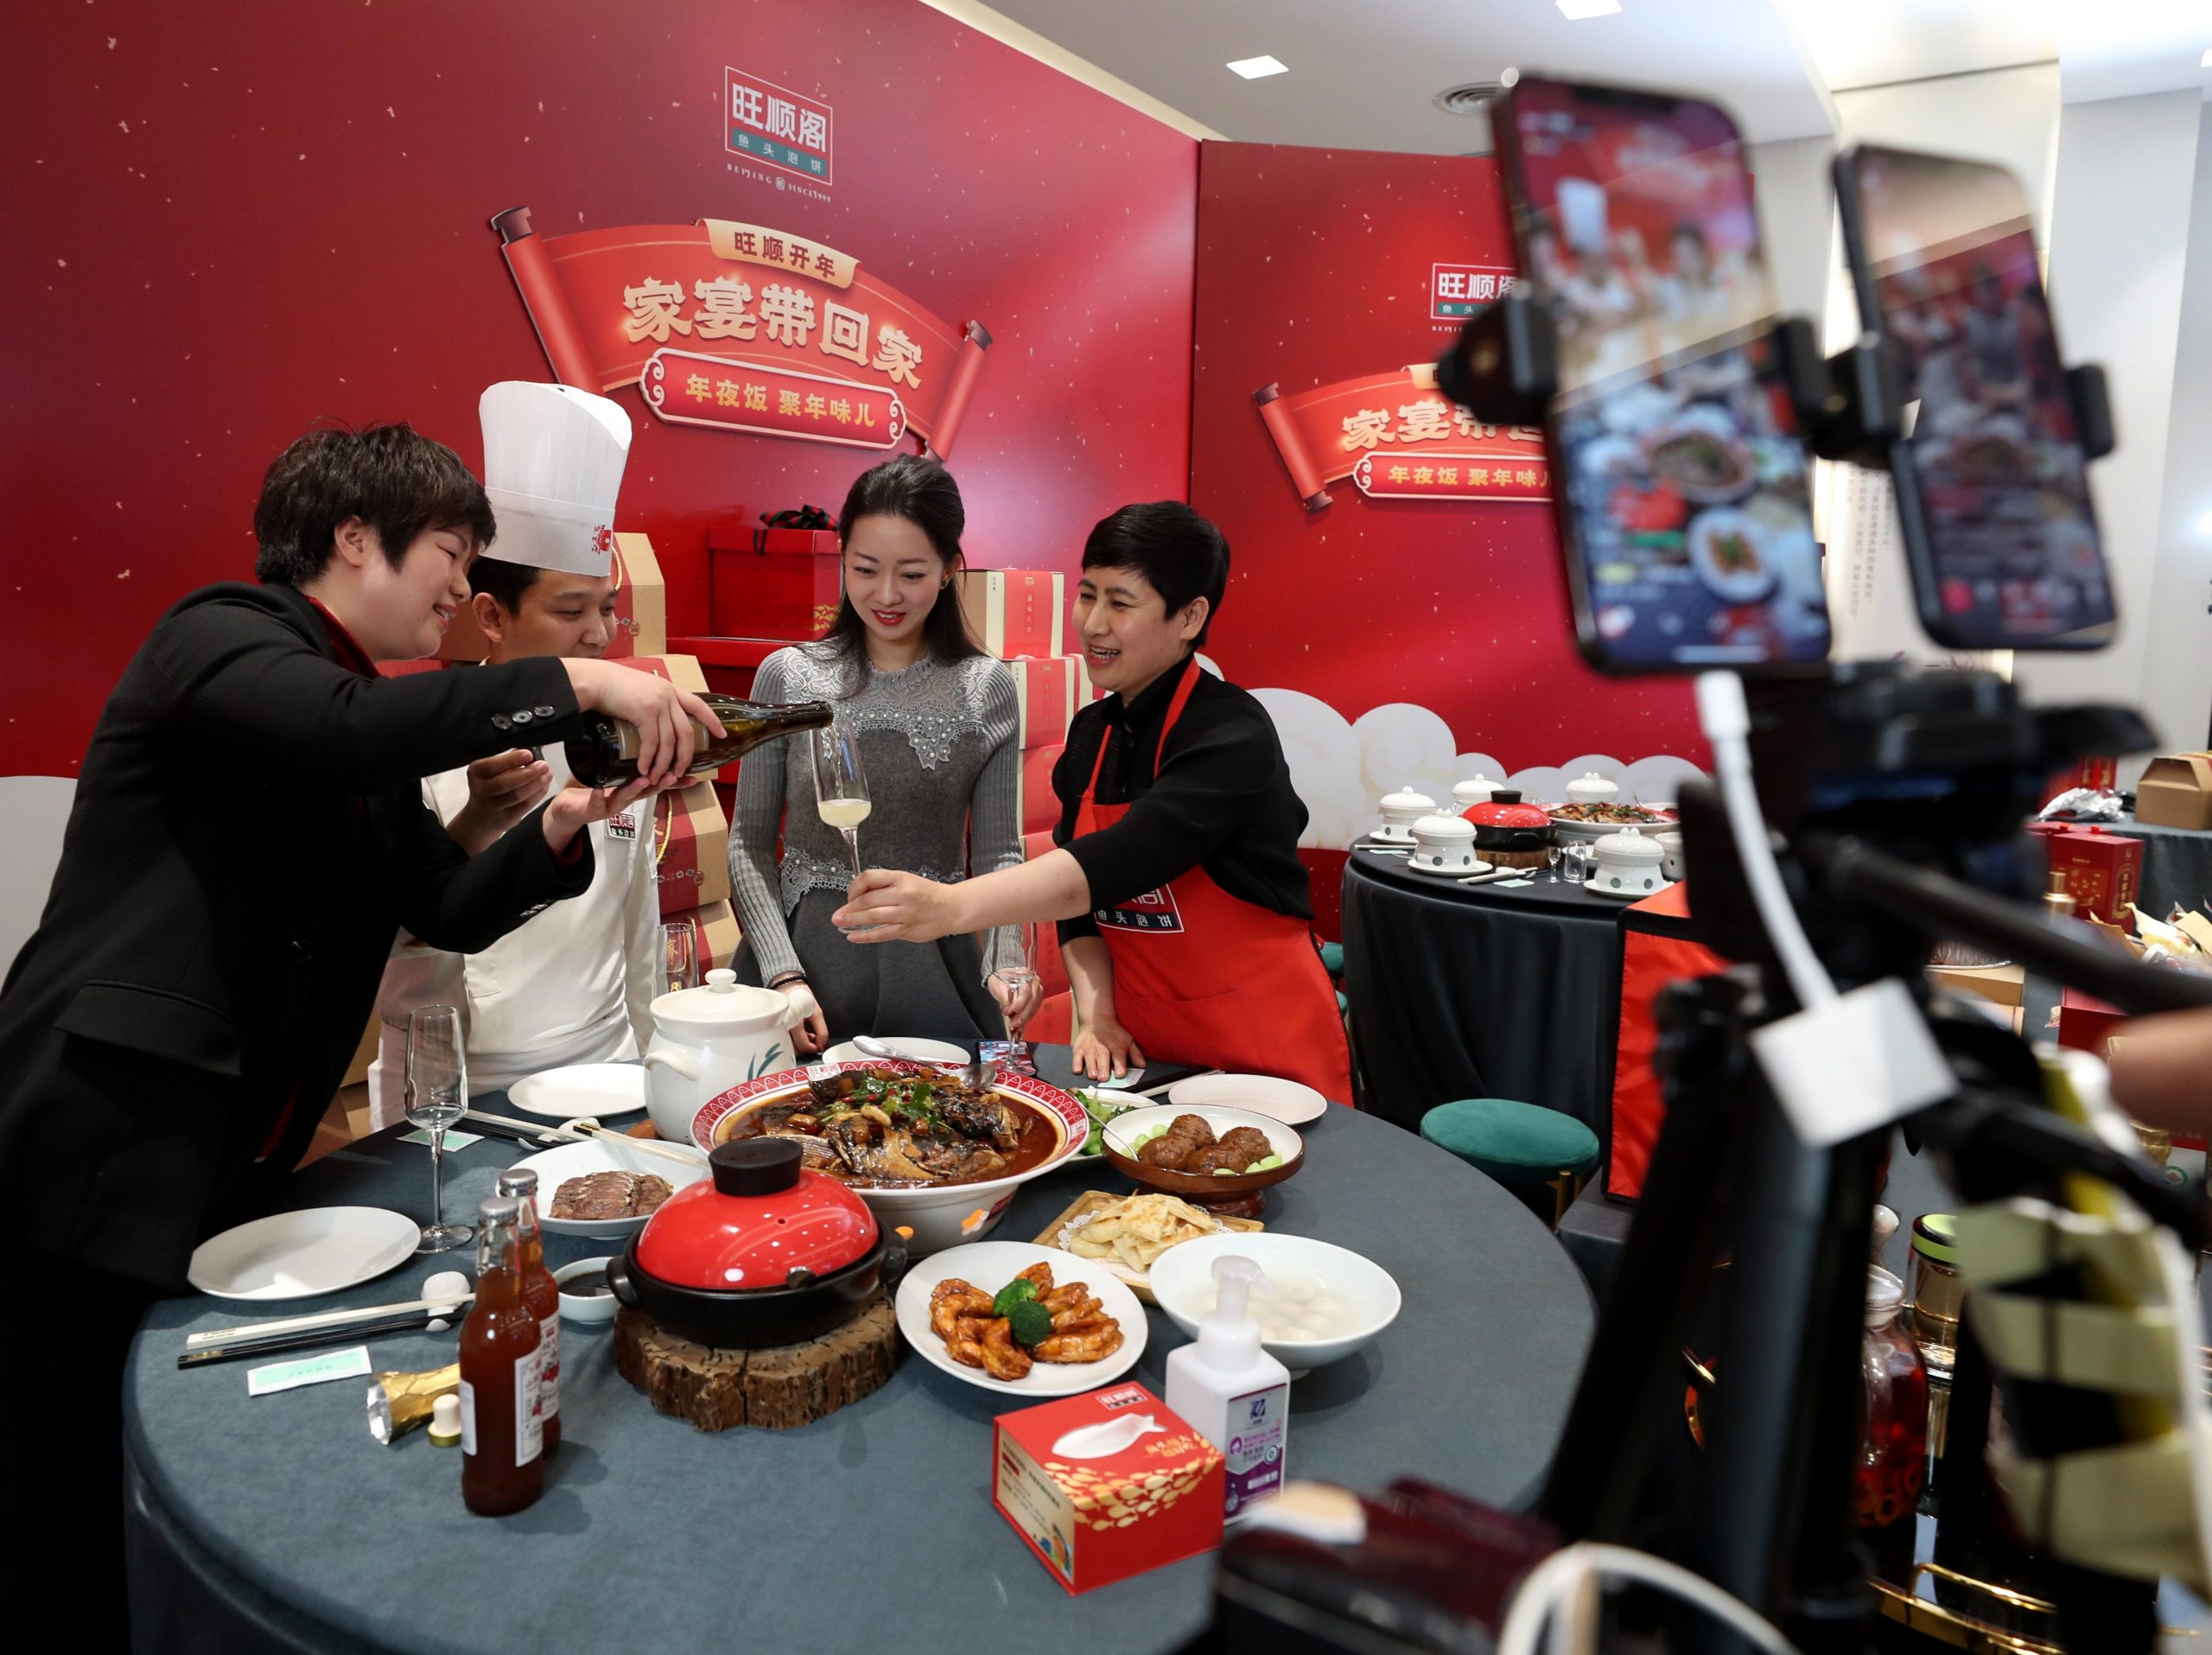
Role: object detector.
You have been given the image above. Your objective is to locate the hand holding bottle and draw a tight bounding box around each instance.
[539,773,664,856]
[563,659,728,784]
[446,748,553,856]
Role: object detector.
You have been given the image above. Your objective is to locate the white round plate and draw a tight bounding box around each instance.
[505,1138,708,1239]
[188,1207,421,1301]
[1406,856,1491,877]
[894,1240,1146,1397]
[1167,1072,1331,1126]
[823,1037,969,1066]
[1366,825,1416,845]
[1581,875,1675,901]
[507,1063,648,1119]
[1686,506,1778,602]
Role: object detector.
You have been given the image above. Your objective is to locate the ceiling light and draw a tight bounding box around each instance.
[1226,55,1289,80]
[1557,0,1623,17]
[2202,48,2212,67]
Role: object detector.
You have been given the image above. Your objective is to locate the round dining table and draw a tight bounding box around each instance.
[124,1064,1595,1655]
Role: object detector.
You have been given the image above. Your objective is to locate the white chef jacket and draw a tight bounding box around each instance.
[367,742,662,1114]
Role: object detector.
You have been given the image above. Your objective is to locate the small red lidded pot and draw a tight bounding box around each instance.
[1460,788,1555,869]
[606,1137,903,1348]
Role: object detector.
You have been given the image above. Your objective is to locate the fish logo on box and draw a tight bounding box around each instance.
[725,67,834,188]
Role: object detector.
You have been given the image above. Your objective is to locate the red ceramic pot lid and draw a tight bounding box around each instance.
[635,1138,879,1289]
[1461,788,1550,830]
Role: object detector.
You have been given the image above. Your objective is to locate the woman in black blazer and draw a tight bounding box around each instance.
[0,422,715,1639]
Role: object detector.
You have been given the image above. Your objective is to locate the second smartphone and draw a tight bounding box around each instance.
[1834,144,2115,652]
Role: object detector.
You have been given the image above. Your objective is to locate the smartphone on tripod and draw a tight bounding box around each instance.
[1835,145,2116,651]
[1491,76,1831,675]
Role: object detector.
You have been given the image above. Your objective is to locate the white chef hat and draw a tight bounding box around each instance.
[478,381,632,576]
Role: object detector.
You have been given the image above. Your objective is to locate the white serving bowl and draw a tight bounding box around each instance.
[690,1061,1090,1255]
[554,1256,619,1325]
[822,1036,969,1066]
[1148,1232,1401,1374]
[505,1138,708,1240]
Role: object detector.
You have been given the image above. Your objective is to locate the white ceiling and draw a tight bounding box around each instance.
[968,0,2212,154]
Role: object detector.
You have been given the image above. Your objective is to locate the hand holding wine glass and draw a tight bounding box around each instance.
[812,724,876,933]
[987,922,1044,1035]
[405,1004,473,1255]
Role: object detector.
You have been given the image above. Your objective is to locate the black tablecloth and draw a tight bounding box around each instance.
[1341,847,1631,1135]
[2112,817,2212,916]
[124,1061,1595,1655]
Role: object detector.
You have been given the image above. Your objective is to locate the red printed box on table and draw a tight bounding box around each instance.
[993,1383,1224,1595]
[708,525,842,640]
[2058,986,2125,1056]
[1010,654,1081,748]
[960,570,1064,659]
[2043,825,2142,926]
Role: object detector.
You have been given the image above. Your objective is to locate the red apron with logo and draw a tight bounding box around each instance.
[1075,659,1354,1104]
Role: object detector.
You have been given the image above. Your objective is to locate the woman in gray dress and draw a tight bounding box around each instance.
[728,456,1035,1051]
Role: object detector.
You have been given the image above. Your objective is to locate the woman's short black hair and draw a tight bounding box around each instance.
[1081,501,1230,647]
[252,423,496,586]
[812,455,980,693]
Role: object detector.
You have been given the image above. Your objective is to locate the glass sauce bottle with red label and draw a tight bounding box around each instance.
[460,1195,543,1516]
[497,1169,561,1456]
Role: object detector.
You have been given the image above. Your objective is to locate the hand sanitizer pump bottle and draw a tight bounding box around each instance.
[1166,1255,1291,1518]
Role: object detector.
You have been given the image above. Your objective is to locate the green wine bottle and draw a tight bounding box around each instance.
[567,694,834,787]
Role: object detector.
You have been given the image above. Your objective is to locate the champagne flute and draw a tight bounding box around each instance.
[662,920,699,994]
[811,723,874,932]
[987,922,1041,1034]
[405,1004,473,1255]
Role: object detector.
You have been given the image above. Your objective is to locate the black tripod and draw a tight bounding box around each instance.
[1535,665,2212,1653]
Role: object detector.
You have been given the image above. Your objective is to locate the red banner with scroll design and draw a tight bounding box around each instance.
[492,207,990,457]
[1251,365,1550,512]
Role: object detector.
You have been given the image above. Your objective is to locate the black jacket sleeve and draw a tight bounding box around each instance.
[1052,732,1102,946]
[143,594,581,792]
[376,791,596,956]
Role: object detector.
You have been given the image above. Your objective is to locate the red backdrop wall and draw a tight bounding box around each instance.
[1189,142,1701,820]
[0,0,1198,776]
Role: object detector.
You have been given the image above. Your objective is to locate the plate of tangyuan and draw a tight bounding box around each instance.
[506,1139,707,1239]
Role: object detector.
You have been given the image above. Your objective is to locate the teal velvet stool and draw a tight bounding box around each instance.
[1421,1098,1601,1227]
[1319,941,1345,979]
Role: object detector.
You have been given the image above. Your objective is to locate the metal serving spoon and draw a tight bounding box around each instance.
[851,1035,997,1092]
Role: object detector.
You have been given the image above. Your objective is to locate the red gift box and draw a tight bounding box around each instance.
[2057,985,2125,1056]
[993,1383,1224,1594]
[708,525,843,640]
[959,570,1065,659]
[2044,824,2142,926]
[1020,742,1065,836]
[649,780,731,920]
[1010,654,1081,748]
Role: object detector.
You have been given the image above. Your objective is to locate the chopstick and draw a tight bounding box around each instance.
[1457,866,1535,886]
[184,1292,475,1349]
[179,1311,449,1369]
[464,1109,707,1167]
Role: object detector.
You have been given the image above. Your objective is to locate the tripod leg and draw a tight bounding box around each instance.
[1539,976,1750,1543]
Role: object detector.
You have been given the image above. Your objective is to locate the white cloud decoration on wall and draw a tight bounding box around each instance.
[1245,691,1707,850]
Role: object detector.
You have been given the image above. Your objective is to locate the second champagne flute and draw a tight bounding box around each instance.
[811,723,875,933]
[405,1004,473,1255]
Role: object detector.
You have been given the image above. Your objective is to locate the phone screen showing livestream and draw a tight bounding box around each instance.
[1514,81,1828,668]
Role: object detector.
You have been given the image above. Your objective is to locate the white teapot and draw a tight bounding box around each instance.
[641,969,809,1143]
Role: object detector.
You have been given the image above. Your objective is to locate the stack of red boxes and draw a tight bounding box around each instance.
[2041,824,2143,927]
[960,570,1082,1040]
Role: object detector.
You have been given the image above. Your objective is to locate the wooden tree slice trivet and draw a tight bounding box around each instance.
[612,1290,899,1432]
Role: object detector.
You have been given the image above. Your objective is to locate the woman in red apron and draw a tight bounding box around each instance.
[834,501,1351,1104]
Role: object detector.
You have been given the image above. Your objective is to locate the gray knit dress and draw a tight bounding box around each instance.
[727,645,1024,1043]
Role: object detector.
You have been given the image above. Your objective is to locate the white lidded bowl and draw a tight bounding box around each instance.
[1408,812,1480,874]
[1375,788,1436,842]
[1149,1232,1402,1374]
[1564,772,1620,805]
[1451,774,1504,811]
[1588,825,1669,900]
[1654,831,1686,883]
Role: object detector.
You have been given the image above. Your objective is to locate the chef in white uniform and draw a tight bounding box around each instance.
[366,382,660,1114]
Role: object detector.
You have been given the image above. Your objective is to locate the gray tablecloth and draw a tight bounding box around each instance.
[1341,848,1630,1135]
[125,1079,1595,1655]
[2112,817,2212,916]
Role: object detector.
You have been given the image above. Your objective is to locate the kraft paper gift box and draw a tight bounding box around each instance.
[2134,754,2212,831]
[433,530,666,663]
[668,899,742,975]
[958,570,1065,659]
[649,780,731,920]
